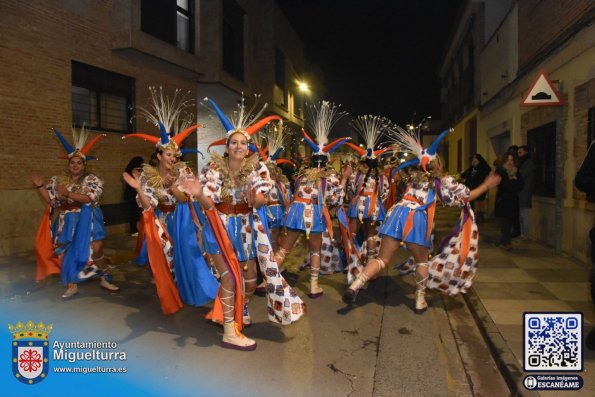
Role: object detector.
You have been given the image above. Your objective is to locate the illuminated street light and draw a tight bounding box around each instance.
[297,80,310,94]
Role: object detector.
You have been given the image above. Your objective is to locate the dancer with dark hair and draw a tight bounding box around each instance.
[344,127,500,313]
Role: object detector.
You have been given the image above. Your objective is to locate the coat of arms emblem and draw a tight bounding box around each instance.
[8,321,52,384]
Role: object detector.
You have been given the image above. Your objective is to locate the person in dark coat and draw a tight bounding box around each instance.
[494,153,523,250]
[506,145,521,237]
[517,145,534,239]
[575,141,595,350]
[123,156,144,235]
[461,153,491,222]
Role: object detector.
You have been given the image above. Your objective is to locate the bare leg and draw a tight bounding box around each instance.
[275,229,301,265]
[307,233,324,298]
[91,240,120,292]
[343,235,400,304]
[242,259,257,326]
[211,254,256,350]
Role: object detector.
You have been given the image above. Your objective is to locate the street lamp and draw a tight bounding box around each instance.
[296,80,310,94]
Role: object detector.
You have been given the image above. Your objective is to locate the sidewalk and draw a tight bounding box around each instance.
[467,216,595,396]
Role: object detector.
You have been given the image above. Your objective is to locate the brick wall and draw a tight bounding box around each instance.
[0,1,199,254]
[518,0,594,70]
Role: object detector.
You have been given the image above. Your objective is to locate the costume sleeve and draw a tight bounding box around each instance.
[46,176,58,204]
[325,172,345,206]
[439,175,470,208]
[250,162,273,197]
[346,173,357,201]
[174,166,197,197]
[575,142,595,196]
[380,175,390,203]
[80,174,103,204]
[200,163,222,204]
[138,173,159,209]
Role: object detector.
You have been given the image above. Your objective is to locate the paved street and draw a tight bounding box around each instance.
[1,209,593,397]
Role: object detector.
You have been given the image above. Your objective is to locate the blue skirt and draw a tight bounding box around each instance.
[202,211,256,262]
[347,196,386,222]
[52,207,106,249]
[283,202,326,234]
[267,204,286,229]
[379,205,431,248]
[172,203,218,306]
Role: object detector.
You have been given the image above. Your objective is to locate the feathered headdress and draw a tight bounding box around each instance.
[249,121,295,167]
[53,125,105,161]
[123,86,202,156]
[344,115,395,159]
[388,125,452,172]
[204,94,282,150]
[302,100,350,156]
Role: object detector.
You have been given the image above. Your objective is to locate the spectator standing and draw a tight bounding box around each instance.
[461,153,491,222]
[517,146,534,239]
[494,153,523,251]
[123,156,144,236]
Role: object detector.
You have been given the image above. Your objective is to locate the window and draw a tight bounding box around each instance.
[222,0,245,81]
[141,0,194,53]
[588,107,595,148]
[71,61,135,133]
[528,122,556,197]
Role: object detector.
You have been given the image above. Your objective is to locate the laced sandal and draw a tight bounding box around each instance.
[61,283,78,299]
[414,264,429,314]
[221,322,257,351]
[242,302,252,327]
[100,275,120,293]
[216,286,235,327]
[342,272,369,305]
[308,262,323,298]
[78,264,100,280]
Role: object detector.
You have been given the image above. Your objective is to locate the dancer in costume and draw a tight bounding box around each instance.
[32,126,119,299]
[343,127,500,313]
[342,115,394,283]
[181,95,305,351]
[122,86,217,314]
[275,101,352,298]
[251,122,295,295]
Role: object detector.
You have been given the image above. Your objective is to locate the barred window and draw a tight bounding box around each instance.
[141,0,195,53]
[71,61,135,134]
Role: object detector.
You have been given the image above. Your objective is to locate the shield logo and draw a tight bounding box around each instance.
[8,321,52,385]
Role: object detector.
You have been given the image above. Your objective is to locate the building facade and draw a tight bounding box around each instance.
[440,0,595,262]
[0,0,306,255]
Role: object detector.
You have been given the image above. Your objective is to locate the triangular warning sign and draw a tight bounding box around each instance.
[520,70,564,106]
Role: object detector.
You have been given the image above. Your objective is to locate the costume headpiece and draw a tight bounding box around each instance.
[388,125,452,172]
[53,125,105,161]
[302,100,350,156]
[344,115,395,159]
[123,86,202,156]
[204,94,282,150]
[249,122,295,167]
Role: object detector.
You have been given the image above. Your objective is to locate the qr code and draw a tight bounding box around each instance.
[523,313,582,371]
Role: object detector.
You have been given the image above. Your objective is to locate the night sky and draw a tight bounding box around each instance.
[276,0,464,127]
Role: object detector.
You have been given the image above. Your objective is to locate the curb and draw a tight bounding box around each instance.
[463,287,541,397]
